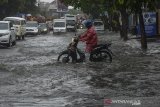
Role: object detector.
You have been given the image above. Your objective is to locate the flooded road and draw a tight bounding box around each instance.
[0,31,160,107]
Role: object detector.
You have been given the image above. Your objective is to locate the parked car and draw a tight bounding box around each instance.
[66,20,77,32]
[39,23,49,34]
[53,19,66,34]
[26,21,39,36]
[0,21,16,47]
[93,19,105,34]
[3,17,26,40]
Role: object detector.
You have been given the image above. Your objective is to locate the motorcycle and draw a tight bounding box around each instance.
[57,35,113,63]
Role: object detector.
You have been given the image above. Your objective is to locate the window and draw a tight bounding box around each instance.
[67,20,75,26]
[66,16,74,18]
[10,22,13,28]
[94,22,103,26]
[54,22,65,27]
[3,18,21,25]
[0,23,8,30]
[39,23,47,27]
[8,20,20,25]
[22,20,26,25]
[26,22,38,27]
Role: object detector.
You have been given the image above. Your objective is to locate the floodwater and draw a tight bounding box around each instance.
[0,31,160,107]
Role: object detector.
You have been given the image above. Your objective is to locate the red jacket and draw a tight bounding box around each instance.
[80,26,98,52]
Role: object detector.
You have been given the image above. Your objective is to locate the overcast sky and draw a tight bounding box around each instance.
[39,0,74,9]
[40,0,54,3]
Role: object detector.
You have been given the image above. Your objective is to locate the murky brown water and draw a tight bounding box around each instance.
[0,31,160,107]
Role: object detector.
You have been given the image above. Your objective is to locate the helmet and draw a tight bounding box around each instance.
[83,19,93,28]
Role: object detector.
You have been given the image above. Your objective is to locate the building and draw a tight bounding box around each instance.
[47,0,59,18]
[38,0,68,18]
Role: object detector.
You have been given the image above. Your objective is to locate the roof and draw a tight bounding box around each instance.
[3,17,26,21]
[54,19,66,21]
[0,21,10,23]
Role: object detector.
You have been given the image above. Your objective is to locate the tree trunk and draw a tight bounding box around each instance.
[120,7,128,41]
[138,9,147,50]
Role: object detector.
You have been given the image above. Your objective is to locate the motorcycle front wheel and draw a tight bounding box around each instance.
[57,50,76,63]
[90,50,112,63]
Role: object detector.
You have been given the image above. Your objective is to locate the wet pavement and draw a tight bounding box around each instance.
[0,31,160,107]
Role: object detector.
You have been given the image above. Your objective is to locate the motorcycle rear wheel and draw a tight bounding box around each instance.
[90,50,112,63]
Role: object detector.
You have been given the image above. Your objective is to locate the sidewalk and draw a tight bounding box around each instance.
[102,32,160,54]
[127,34,160,54]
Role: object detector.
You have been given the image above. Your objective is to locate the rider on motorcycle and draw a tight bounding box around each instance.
[79,19,98,53]
[66,19,98,62]
[57,19,112,63]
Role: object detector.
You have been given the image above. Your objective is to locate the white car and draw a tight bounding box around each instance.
[3,17,26,40]
[53,19,66,34]
[0,21,16,47]
[26,21,39,35]
[93,19,105,34]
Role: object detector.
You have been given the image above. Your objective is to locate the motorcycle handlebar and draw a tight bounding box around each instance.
[75,33,82,38]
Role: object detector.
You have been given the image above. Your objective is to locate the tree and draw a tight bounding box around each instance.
[0,0,8,5]
[129,0,157,50]
[63,0,157,50]
[0,0,38,19]
[21,0,38,14]
[110,0,157,50]
[64,0,105,19]
[114,0,129,41]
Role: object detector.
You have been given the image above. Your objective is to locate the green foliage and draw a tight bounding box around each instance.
[63,0,158,16]
[118,0,124,4]
[64,0,108,18]
[0,0,37,19]
[0,0,8,5]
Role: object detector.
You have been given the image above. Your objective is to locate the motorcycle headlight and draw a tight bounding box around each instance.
[43,29,47,31]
